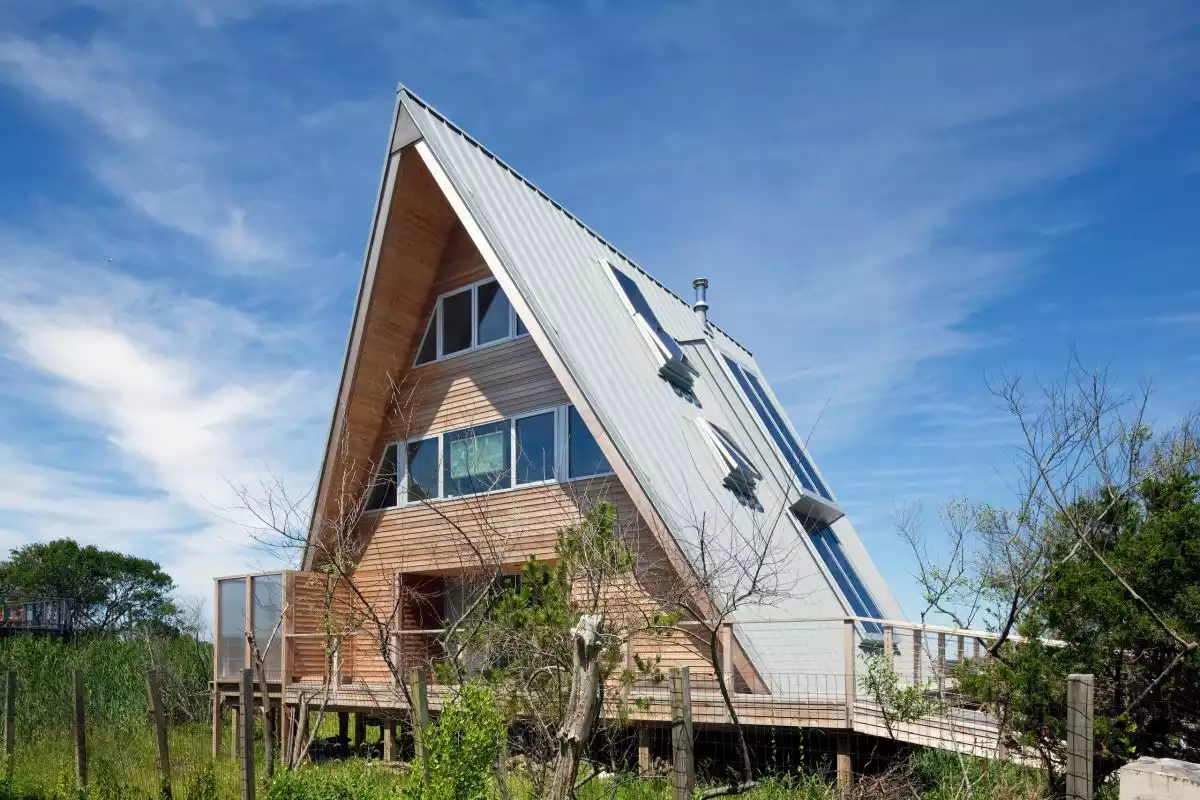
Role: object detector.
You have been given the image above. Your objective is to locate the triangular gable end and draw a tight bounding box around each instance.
[305,98,710,626]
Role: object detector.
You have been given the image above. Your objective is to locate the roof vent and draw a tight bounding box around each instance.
[693,278,709,325]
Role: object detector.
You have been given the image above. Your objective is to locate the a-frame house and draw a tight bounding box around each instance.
[214,86,928,757]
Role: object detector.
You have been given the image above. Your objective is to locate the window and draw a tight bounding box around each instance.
[365,443,399,510]
[807,523,883,635]
[441,287,474,356]
[445,420,511,497]
[605,262,698,391]
[723,355,833,501]
[364,405,607,510]
[515,411,556,485]
[414,279,527,366]
[476,281,511,345]
[697,419,761,495]
[405,436,439,501]
[568,406,611,479]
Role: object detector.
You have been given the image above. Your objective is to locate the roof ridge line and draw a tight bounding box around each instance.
[396,83,752,357]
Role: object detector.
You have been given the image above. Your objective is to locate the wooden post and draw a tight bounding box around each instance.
[280,704,293,770]
[670,667,694,800]
[638,727,651,775]
[211,689,223,760]
[973,637,982,660]
[836,734,852,793]
[842,619,855,726]
[147,670,172,797]
[231,704,241,761]
[353,712,366,752]
[936,632,947,695]
[4,670,15,776]
[883,626,894,670]
[957,634,966,666]
[337,712,349,746]
[1066,674,1094,800]
[912,628,922,684]
[383,718,396,762]
[240,669,256,800]
[410,667,429,785]
[719,622,734,690]
[73,670,87,789]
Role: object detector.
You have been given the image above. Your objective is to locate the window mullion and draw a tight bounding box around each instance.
[435,296,444,359]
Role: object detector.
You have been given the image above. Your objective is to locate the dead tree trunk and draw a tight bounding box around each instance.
[548,614,604,800]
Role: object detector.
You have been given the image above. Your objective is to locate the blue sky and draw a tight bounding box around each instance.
[1,0,1198,619]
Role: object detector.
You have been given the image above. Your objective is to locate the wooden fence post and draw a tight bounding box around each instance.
[1066,674,1094,800]
[637,727,651,775]
[670,667,694,800]
[837,734,852,793]
[147,670,172,797]
[383,718,396,762]
[410,667,429,785]
[211,688,223,760]
[73,670,87,789]
[240,668,256,800]
[4,670,15,776]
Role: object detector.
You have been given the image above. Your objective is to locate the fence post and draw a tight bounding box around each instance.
[410,667,429,786]
[147,670,172,797]
[837,734,852,793]
[1066,674,1094,800]
[211,688,223,760]
[638,727,651,775]
[240,668,256,800]
[670,667,694,800]
[73,669,87,789]
[4,670,15,777]
[843,619,856,726]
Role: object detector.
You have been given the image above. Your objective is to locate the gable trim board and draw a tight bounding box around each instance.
[305,85,906,683]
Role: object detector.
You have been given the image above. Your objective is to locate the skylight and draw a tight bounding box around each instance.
[696,418,762,496]
[805,522,884,636]
[723,355,833,502]
[606,262,698,391]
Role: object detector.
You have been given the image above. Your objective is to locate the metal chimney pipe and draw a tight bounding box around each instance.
[693,278,709,325]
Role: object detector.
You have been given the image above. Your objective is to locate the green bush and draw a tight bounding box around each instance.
[404,683,503,800]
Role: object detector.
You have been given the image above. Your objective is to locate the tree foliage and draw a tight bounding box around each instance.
[957,469,1200,779]
[0,539,178,633]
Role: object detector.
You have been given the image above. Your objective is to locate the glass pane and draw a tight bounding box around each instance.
[366,444,398,510]
[515,313,528,336]
[444,421,511,496]
[442,289,473,355]
[610,265,684,361]
[407,436,439,502]
[568,407,611,479]
[415,307,438,365]
[476,281,511,345]
[252,575,283,681]
[809,526,882,635]
[515,412,556,485]
[217,578,246,678]
[711,424,757,477]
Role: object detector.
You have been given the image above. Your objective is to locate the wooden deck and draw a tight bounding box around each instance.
[281,678,1004,758]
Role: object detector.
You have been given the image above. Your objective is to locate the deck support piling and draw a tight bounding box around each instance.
[383,718,396,762]
[337,712,349,748]
[353,713,366,752]
[836,735,852,793]
[231,704,241,761]
[638,727,651,774]
[212,689,223,759]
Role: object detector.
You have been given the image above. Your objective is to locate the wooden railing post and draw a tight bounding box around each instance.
[719,621,734,690]
[73,670,87,789]
[240,668,256,800]
[912,628,922,684]
[843,619,856,727]
[4,670,15,777]
[957,634,966,666]
[1066,674,1095,800]
[410,667,429,786]
[883,626,894,671]
[936,632,947,695]
[147,670,172,797]
[670,667,694,800]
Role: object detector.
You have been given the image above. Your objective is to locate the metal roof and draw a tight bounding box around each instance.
[391,86,905,678]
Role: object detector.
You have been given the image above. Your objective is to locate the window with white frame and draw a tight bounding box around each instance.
[363,404,613,511]
[603,261,698,392]
[414,278,528,366]
[696,418,761,496]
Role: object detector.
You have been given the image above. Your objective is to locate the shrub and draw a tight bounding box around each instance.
[404,683,504,800]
